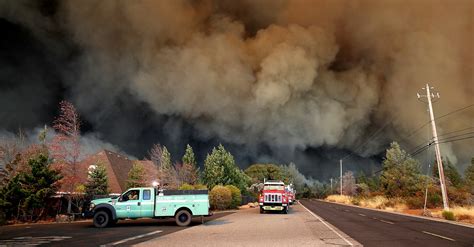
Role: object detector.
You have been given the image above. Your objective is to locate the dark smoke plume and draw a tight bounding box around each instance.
[0,0,472,180]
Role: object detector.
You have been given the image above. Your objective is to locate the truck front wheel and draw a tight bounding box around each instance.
[260,207,264,214]
[93,211,110,228]
[283,206,288,214]
[175,210,192,227]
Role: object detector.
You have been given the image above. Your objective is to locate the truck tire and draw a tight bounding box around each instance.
[260,207,264,214]
[283,206,288,214]
[175,210,192,227]
[93,211,110,228]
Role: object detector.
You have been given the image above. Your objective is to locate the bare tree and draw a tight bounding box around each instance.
[49,101,82,214]
[342,171,356,196]
[147,144,178,188]
[175,162,199,186]
[148,143,163,168]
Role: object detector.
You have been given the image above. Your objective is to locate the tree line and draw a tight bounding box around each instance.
[330,142,474,209]
[0,101,252,224]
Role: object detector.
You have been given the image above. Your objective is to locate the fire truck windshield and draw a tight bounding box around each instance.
[263,185,284,190]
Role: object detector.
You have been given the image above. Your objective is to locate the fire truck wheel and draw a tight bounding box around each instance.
[175,209,192,227]
[260,207,264,214]
[283,206,288,214]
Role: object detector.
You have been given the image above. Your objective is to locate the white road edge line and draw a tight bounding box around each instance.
[422,231,455,241]
[103,230,162,246]
[358,213,366,217]
[379,220,394,225]
[299,202,354,246]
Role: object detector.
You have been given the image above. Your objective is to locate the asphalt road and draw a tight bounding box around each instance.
[0,213,231,246]
[138,204,357,246]
[300,199,474,247]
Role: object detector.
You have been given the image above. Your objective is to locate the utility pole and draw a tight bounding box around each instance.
[417,83,449,210]
[330,178,333,193]
[340,159,343,196]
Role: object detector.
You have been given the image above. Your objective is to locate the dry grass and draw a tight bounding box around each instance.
[450,206,474,222]
[385,203,408,212]
[326,195,353,204]
[325,194,474,225]
[358,196,389,209]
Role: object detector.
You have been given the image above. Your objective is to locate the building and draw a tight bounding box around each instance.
[78,150,157,194]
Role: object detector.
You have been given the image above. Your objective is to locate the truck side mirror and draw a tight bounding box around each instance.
[119,195,129,202]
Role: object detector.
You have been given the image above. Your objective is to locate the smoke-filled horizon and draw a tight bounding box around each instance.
[0,0,472,180]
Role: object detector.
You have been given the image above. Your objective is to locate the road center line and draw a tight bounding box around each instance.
[422,231,455,241]
[103,230,162,246]
[379,220,394,225]
[300,202,354,246]
[358,213,366,217]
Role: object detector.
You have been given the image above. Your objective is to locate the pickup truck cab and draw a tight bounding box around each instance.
[88,187,210,228]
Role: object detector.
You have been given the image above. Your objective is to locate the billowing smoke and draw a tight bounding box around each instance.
[0,0,472,179]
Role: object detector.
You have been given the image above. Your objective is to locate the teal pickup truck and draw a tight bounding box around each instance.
[88,187,211,228]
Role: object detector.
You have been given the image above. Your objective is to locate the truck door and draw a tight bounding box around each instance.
[115,189,141,218]
[140,189,154,217]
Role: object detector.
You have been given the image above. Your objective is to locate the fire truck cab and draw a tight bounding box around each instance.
[258,180,289,214]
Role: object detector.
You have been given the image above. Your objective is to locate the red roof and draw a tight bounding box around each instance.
[76,150,157,194]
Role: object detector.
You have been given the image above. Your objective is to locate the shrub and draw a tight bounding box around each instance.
[442,210,455,221]
[427,193,442,208]
[194,184,208,190]
[447,187,470,205]
[225,185,241,209]
[179,183,195,190]
[351,197,361,206]
[209,185,232,210]
[405,196,424,209]
[356,183,370,197]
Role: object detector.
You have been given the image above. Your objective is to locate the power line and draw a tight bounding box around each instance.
[437,126,474,138]
[341,120,393,161]
[437,131,474,142]
[400,103,474,141]
[435,103,474,120]
[437,135,474,144]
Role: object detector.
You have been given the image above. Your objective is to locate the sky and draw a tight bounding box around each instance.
[0,0,472,180]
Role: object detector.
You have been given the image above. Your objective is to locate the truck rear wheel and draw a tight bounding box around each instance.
[93,211,110,228]
[260,207,264,214]
[175,210,192,227]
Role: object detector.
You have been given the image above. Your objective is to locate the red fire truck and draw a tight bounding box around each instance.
[285,184,296,205]
[258,180,289,214]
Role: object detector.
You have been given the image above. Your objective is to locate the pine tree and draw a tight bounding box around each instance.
[182,144,197,167]
[380,142,423,197]
[432,157,463,188]
[177,144,199,185]
[85,161,109,198]
[161,146,172,170]
[126,161,146,189]
[202,144,249,191]
[465,158,474,193]
[19,153,62,220]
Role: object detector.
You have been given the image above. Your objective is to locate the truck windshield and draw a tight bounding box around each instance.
[264,185,284,190]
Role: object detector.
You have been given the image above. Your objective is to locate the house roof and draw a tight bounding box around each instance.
[76,150,157,194]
